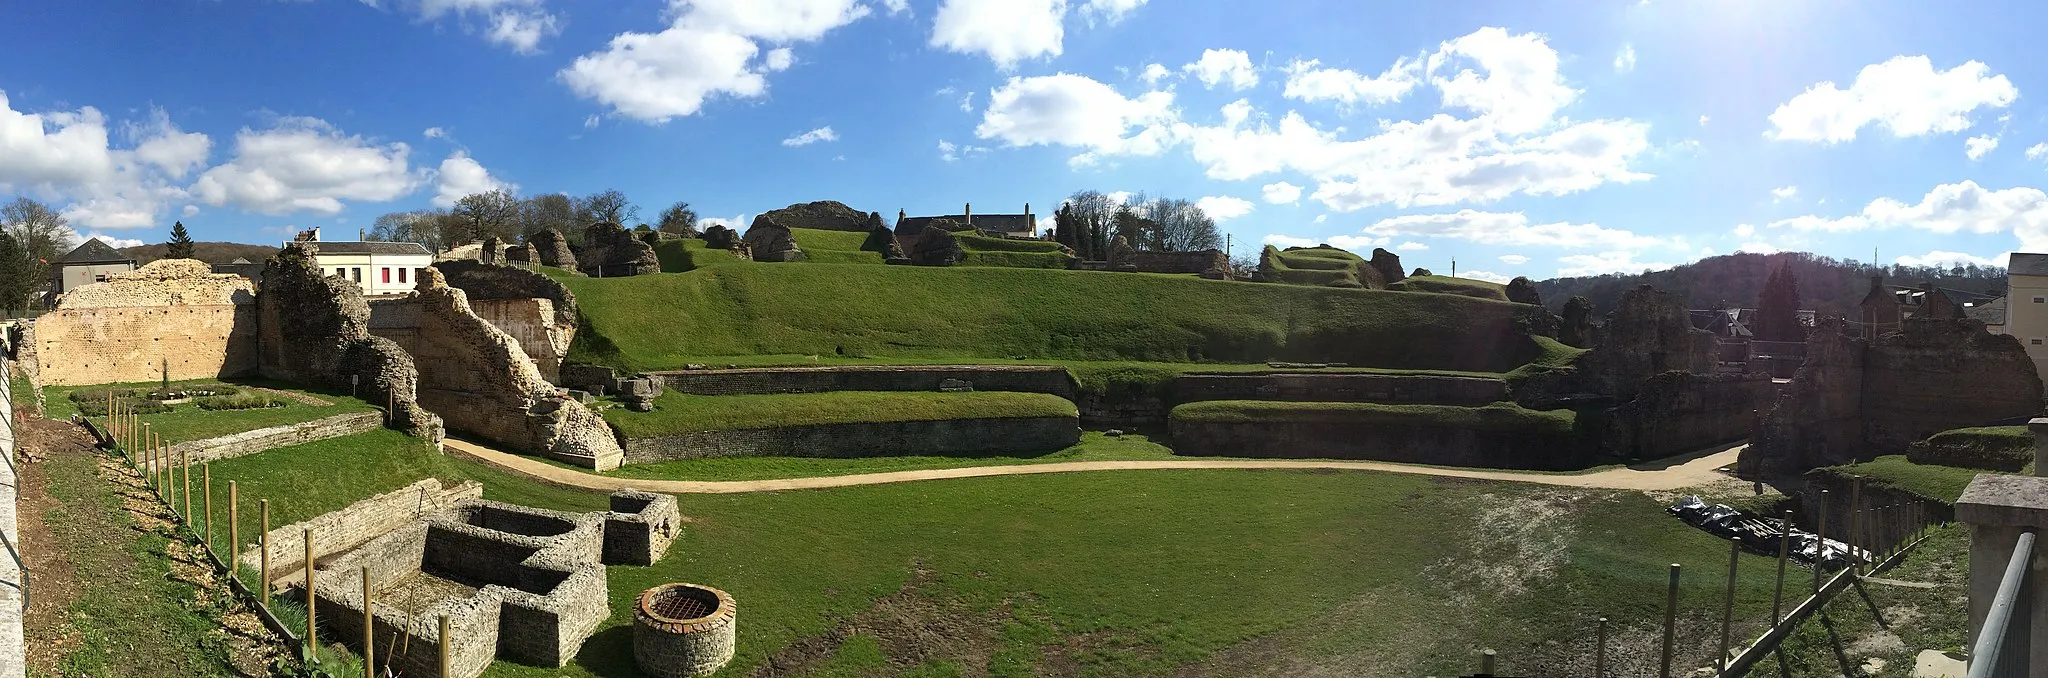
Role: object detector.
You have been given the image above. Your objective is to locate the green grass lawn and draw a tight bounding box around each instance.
[552,263,1549,374]
[1907,425,2033,471]
[602,431,1175,481]
[1814,455,2005,504]
[1389,275,1511,301]
[1171,400,1576,434]
[44,378,378,446]
[601,391,1078,438]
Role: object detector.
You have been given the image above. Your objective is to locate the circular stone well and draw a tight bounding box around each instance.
[634,583,737,677]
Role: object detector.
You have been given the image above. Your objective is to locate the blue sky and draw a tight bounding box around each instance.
[3,0,2046,281]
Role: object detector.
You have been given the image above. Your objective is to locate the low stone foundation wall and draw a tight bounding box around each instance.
[622,417,1081,463]
[1076,389,1166,430]
[1171,373,1508,406]
[649,365,1078,399]
[1169,406,1590,470]
[166,411,384,465]
[241,479,483,584]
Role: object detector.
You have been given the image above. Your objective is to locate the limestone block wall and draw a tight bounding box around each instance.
[34,305,258,385]
[650,365,1078,399]
[1861,320,2043,456]
[1602,372,1776,459]
[1075,389,1166,429]
[257,245,440,438]
[1118,249,1227,275]
[604,490,681,566]
[433,260,580,385]
[622,416,1081,463]
[239,478,483,582]
[1169,415,1591,470]
[311,522,503,678]
[471,298,570,383]
[167,411,383,465]
[1170,373,1509,407]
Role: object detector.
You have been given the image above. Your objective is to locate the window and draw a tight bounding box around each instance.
[352,267,361,282]
[2034,339,2043,345]
[416,268,426,282]
[399,268,408,284]
[381,267,391,284]
[2034,297,2044,303]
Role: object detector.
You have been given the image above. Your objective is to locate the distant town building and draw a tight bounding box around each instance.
[50,238,136,302]
[898,202,1038,239]
[289,227,433,297]
[2006,253,2048,379]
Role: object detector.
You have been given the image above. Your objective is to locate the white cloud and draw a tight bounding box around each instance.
[484,8,560,54]
[931,0,1065,69]
[128,110,211,179]
[1966,134,1999,160]
[959,91,974,112]
[0,93,211,229]
[879,0,909,14]
[1359,210,1668,249]
[1196,195,1254,221]
[582,115,601,129]
[423,127,447,139]
[1737,241,1782,255]
[782,125,838,146]
[1556,251,1675,277]
[1261,181,1302,204]
[181,204,199,218]
[976,73,1179,163]
[1395,241,1428,252]
[75,231,145,249]
[386,0,561,53]
[2028,142,2048,160]
[1426,27,1578,135]
[560,0,869,123]
[1184,49,1259,91]
[431,150,516,207]
[1768,180,2048,250]
[937,139,987,162]
[1698,115,1710,126]
[192,117,422,216]
[1262,233,1388,252]
[1077,0,1145,25]
[1498,254,1529,265]
[1139,63,1172,85]
[1461,270,1513,284]
[1733,223,1755,237]
[1280,57,1420,106]
[1770,185,1797,202]
[1767,55,2018,143]
[1613,43,1636,73]
[1895,250,2000,268]
[1311,214,1327,224]
[698,213,750,230]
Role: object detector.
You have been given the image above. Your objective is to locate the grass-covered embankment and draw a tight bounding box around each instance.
[654,228,1075,271]
[1390,274,1510,301]
[1905,425,2032,471]
[554,264,1550,373]
[1812,455,2000,505]
[1171,400,1575,433]
[47,379,377,445]
[602,430,1176,481]
[601,390,1078,438]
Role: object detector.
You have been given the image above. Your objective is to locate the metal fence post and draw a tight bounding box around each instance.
[1660,563,1680,678]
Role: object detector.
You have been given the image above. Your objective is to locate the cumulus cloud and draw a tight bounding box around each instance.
[383,0,561,53]
[1139,63,1172,85]
[1767,55,2018,143]
[1184,49,1258,90]
[560,0,869,123]
[1461,270,1514,283]
[182,204,199,217]
[0,93,213,229]
[1357,210,1667,250]
[1895,250,2001,268]
[1613,44,1635,73]
[1771,186,1797,202]
[1262,233,1388,252]
[1395,241,1428,252]
[782,126,838,146]
[1699,115,1710,126]
[1196,195,1254,221]
[423,127,447,139]
[1737,241,1782,255]
[975,73,1179,164]
[1280,57,1420,106]
[1261,181,1302,204]
[1967,134,1999,160]
[192,117,422,215]
[1077,0,1146,25]
[485,8,560,53]
[2029,143,2048,160]
[1557,250,1675,277]
[936,139,988,161]
[1768,180,2048,251]
[1733,223,1756,237]
[1498,254,1529,265]
[431,150,516,207]
[931,0,1065,68]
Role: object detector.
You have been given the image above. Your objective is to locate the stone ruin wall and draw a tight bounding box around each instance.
[1115,249,1229,277]
[433,260,580,384]
[1741,317,2043,476]
[372,269,623,470]
[621,417,1081,464]
[646,365,1078,399]
[240,478,484,583]
[257,244,442,438]
[34,259,260,385]
[1601,372,1776,460]
[1170,373,1509,407]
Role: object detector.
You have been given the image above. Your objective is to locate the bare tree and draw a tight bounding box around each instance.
[1,197,76,292]
[577,189,638,226]
[453,190,522,243]
[369,210,447,252]
[1066,189,1121,257]
[1142,197,1221,251]
[657,201,698,235]
[518,193,579,237]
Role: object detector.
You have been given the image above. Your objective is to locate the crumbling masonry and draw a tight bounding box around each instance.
[256,244,442,438]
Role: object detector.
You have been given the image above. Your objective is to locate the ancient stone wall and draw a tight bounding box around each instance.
[1118,249,1229,277]
[1742,320,1871,475]
[169,411,384,465]
[576,222,659,276]
[620,417,1081,463]
[1601,372,1775,459]
[434,259,580,384]
[35,259,261,385]
[741,214,804,262]
[649,365,1077,399]
[239,478,483,581]
[256,244,441,438]
[1169,414,1591,470]
[1170,373,1508,406]
[1075,389,1167,429]
[375,269,623,470]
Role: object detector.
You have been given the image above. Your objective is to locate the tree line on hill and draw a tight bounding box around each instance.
[1047,190,1222,260]
[370,189,699,252]
[1534,251,2007,318]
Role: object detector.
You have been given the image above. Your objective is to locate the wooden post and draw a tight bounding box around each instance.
[181,448,192,525]
[203,464,213,554]
[362,566,375,678]
[1595,617,1607,677]
[261,500,271,607]
[1814,489,1829,592]
[1479,649,1495,675]
[1848,478,1863,573]
[387,389,394,426]
[106,390,114,443]
[305,528,317,662]
[1772,509,1791,624]
[439,614,452,678]
[228,481,239,589]
[1659,563,1681,678]
[1718,538,1740,671]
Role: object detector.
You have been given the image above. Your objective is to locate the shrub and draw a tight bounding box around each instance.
[195,394,287,411]
[77,399,172,417]
[1904,426,2032,472]
[68,387,136,404]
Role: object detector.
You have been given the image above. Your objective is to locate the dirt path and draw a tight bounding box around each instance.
[443,439,1747,495]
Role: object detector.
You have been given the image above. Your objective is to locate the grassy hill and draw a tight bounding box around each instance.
[552,263,1551,374]
[654,229,1074,271]
[1258,245,1367,287]
[1391,275,1509,301]
[119,241,279,264]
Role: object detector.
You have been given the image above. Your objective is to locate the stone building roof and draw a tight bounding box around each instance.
[55,238,132,265]
[311,241,433,256]
[1967,296,2007,326]
[2010,252,2048,276]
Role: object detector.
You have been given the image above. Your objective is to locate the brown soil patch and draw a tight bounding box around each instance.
[15,407,87,672]
[751,563,1007,677]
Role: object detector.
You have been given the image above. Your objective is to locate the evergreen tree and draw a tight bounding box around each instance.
[166,221,197,259]
[1754,263,1803,342]
[0,232,27,317]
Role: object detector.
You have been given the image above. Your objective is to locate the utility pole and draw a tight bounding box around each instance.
[1225,233,1232,260]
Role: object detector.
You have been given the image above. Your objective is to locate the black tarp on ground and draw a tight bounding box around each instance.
[1667,496,1868,569]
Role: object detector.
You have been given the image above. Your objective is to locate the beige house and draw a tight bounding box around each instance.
[292,228,434,297]
[50,238,136,304]
[2006,253,2048,381]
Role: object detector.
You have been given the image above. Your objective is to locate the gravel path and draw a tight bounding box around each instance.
[442,439,1746,495]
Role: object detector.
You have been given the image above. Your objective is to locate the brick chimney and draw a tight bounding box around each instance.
[964,202,972,228]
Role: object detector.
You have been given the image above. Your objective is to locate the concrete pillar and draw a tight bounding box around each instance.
[1958,473,2048,670]
[2033,417,2048,478]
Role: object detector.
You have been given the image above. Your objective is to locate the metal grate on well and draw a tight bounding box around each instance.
[652,590,717,620]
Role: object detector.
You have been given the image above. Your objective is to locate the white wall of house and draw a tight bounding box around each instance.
[312,252,434,297]
[2008,272,2048,384]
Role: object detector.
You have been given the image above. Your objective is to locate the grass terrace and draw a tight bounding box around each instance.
[600,390,1078,438]
[601,430,1177,482]
[1390,274,1511,301]
[1171,400,1577,434]
[45,378,378,445]
[1812,454,2009,504]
